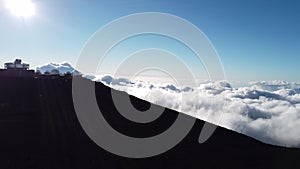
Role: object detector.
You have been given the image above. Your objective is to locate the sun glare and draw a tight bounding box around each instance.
[5,0,35,18]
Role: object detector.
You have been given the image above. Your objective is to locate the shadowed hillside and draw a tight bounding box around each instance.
[0,75,299,169]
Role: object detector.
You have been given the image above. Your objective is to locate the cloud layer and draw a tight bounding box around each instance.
[95,75,300,148]
[35,63,300,147]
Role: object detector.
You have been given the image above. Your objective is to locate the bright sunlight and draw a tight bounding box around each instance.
[5,0,35,18]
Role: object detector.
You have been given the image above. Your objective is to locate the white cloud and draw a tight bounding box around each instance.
[36,62,75,74]
[34,62,300,147]
[250,80,300,92]
[97,75,300,148]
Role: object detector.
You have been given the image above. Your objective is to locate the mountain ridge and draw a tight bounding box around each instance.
[0,74,299,168]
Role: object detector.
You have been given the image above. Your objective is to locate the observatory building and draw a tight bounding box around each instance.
[0,59,34,77]
[4,59,29,70]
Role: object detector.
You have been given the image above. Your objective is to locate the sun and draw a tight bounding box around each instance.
[5,0,35,18]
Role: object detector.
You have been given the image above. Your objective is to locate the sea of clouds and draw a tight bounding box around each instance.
[93,75,300,148]
[37,63,300,148]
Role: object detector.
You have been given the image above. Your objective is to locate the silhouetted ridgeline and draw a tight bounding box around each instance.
[0,74,299,169]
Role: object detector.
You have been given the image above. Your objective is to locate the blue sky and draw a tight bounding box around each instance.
[0,0,299,82]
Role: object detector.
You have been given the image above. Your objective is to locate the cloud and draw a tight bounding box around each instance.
[36,62,75,74]
[34,63,300,147]
[96,75,300,148]
[250,80,300,93]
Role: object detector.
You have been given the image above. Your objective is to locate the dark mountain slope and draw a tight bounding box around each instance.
[0,75,299,169]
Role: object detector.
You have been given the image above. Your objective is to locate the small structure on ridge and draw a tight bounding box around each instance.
[0,59,34,77]
[5,59,30,70]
